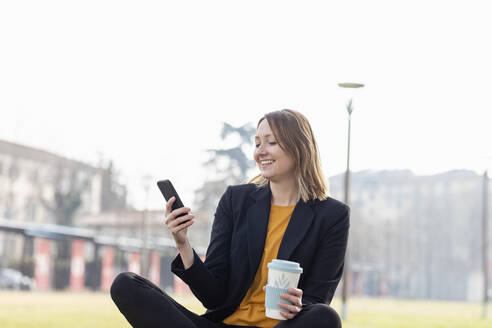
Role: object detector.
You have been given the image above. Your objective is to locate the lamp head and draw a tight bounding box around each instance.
[338,83,364,88]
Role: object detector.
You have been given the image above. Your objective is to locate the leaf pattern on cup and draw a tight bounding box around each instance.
[274,272,290,289]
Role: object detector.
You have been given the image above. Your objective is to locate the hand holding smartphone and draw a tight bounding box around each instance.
[158,179,195,269]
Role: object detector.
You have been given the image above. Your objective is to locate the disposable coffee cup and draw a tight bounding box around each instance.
[265,259,303,320]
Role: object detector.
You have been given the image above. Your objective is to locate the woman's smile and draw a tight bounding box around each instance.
[260,159,275,168]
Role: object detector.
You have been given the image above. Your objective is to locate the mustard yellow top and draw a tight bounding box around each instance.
[222,204,296,328]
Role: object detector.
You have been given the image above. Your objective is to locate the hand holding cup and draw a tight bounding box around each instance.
[264,259,303,320]
[263,285,303,319]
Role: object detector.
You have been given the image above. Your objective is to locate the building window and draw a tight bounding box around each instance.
[29,169,39,183]
[25,197,37,221]
[8,162,20,181]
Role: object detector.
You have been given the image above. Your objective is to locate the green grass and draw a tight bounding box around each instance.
[0,291,491,327]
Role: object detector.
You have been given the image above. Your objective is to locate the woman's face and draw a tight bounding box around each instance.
[254,119,296,182]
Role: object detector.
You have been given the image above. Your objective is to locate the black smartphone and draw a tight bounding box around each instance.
[157,179,187,218]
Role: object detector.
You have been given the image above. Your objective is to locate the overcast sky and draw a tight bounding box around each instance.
[1,1,491,210]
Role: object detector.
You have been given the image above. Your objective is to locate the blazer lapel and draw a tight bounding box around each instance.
[277,200,314,260]
[246,186,271,276]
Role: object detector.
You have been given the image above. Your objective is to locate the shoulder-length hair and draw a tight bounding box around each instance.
[248,109,328,202]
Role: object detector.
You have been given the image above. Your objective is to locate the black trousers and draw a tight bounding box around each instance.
[110,272,342,328]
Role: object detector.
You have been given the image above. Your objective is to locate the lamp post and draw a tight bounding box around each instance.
[482,170,489,318]
[338,82,364,320]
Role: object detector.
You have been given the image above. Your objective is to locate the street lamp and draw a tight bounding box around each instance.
[338,82,364,320]
[482,170,489,319]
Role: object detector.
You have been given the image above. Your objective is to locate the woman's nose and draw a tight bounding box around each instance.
[256,144,268,155]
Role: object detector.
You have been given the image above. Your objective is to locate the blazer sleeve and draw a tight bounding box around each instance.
[171,185,233,309]
[302,205,350,306]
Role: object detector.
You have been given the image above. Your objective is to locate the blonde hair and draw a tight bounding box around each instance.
[248,109,328,202]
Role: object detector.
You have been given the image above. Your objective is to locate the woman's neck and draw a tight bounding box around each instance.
[269,178,299,206]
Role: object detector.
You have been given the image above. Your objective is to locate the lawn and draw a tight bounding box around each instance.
[0,291,490,327]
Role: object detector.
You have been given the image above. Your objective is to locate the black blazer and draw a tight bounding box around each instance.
[172,183,350,323]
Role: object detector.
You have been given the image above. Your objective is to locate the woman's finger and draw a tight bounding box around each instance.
[279,310,296,320]
[171,206,191,218]
[168,214,195,228]
[280,293,302,307]
[165,196,175,215]
[288,287,303,297]
[278,301,301,314]
[171,219,194,234]
[165,207,190,224]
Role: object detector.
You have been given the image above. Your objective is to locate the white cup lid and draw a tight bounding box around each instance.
[267,259,303,273]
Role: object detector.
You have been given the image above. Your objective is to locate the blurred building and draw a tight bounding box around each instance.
[329,169,492,301]
[0,139,211,293]
[0,138,126,269]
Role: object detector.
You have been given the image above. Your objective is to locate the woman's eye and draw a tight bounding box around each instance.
[255,141,277,147]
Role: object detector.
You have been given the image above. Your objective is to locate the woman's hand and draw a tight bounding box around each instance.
[278,287,303,319]
[263,286,303,320]
[164,196,195,248]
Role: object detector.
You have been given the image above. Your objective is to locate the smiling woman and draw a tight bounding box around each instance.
[110,109,349,328]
